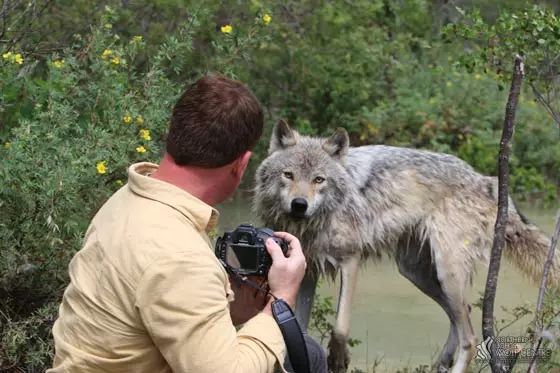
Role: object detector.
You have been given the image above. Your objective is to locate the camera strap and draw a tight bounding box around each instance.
[271,298,311,373]
[219,259,311,373]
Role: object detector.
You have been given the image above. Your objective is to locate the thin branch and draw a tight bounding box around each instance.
[482,54,525,373]
[527,210,560,373]
[0,0,54,54]
[530,82,560,129]
[535,210,560,317]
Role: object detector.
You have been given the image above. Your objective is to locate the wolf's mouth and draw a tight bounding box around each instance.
[288,211,307,220]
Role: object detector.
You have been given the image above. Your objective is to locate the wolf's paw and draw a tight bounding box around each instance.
[327,333,349,373]
[433,351,454,372]
[434,362,452,373]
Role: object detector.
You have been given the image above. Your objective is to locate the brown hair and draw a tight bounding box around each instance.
[165,74,264,168]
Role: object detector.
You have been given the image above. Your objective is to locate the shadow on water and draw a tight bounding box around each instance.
[215,192,560,371]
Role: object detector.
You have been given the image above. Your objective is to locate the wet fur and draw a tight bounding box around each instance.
[252,120,560,373]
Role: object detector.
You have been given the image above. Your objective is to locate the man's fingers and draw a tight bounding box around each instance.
[273,231,303,256]
[272,231,296,243]
[265,238,285,262]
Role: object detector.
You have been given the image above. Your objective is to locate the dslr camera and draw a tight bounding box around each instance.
[215,223,289,277]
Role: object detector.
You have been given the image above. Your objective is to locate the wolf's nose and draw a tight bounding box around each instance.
[291,198,308,214]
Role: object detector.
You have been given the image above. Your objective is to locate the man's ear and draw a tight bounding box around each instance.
[322,127,350,161]
[232,150,252,179]
[268,119,297,154]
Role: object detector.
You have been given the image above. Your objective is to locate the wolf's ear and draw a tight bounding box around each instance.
[269,119,297,154]
[323,127,349,160]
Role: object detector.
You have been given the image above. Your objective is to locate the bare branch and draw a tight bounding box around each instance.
[530,82,560,129]
[527,210,560,373]
[482,54,525,373]
[0,0,55,53]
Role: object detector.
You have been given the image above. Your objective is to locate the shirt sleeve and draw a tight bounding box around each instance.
[134,249,288,373]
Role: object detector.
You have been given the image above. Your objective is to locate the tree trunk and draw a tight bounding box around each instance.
[482,54,524,373]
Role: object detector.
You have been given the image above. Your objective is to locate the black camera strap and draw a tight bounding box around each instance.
[271,298,311,373]
[219,259,311,373]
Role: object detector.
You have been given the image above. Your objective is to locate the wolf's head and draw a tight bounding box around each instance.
[253,120,351,225]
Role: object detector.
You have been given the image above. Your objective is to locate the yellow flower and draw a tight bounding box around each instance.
[14,54,23,65]
[139,129,151,141]
[136,115,144,124]
[136,145,146,153]
[133,35,143,42]
[123,115,132,123]
[221,25,232,33]
[102,49,112,60]
[54,60,64,68]
[2,52,11,59]
[96,161,107,174]
[366,123,379,136]
[111,56,120,65]
[4,142,11,149]
[263,14,271,24]
[104,23,112,29]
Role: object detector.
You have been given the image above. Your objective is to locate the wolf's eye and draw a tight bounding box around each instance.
[283,171,294,180]
[314,176,325,184]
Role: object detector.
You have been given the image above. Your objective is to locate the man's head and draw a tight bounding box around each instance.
[154,74,265,205]
[166,74,264,168]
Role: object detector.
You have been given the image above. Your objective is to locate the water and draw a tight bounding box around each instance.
[215,194,560,372]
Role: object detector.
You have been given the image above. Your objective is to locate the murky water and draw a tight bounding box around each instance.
[215,194,559,372]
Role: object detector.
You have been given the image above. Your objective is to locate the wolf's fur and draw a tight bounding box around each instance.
[252,120,560,373]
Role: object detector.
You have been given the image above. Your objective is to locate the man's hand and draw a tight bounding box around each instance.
[264,232,307,309]
[228,274,269,326]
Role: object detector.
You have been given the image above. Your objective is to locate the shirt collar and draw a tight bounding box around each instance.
[126,162,219,233]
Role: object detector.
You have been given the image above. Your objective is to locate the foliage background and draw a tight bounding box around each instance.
[1,0,559,371]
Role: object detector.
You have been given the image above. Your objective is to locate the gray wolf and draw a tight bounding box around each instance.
[252,120,560,373]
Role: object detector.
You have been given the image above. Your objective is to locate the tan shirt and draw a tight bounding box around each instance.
[47,162,287,373]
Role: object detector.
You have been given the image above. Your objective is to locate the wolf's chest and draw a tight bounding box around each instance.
[301,227,363,260]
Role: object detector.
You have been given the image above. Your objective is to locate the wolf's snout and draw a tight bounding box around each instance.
[290,198,308,215]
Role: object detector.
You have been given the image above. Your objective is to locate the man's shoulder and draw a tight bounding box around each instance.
[95,183,206,238]
[85,185,219,285]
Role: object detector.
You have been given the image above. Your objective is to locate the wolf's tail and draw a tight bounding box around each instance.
[504,210,560,290]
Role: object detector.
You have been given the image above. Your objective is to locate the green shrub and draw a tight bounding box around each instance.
[0,6,271,371]
[238,1,559,206]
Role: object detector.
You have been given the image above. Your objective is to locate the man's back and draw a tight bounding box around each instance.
[48,162,285,372]
[47,75,313,373]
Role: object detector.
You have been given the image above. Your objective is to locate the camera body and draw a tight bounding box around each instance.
[215,223,289,277]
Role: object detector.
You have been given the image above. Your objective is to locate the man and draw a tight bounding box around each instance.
[48,74,327,373]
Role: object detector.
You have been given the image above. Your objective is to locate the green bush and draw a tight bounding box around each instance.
[0,7,272,371]
[356,56,559,206]
[237,1,559,207]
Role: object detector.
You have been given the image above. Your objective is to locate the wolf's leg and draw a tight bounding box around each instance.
[295,265,319,332]
[396,243,459,371]
[431,249,476,373]
[327,254,360,373]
